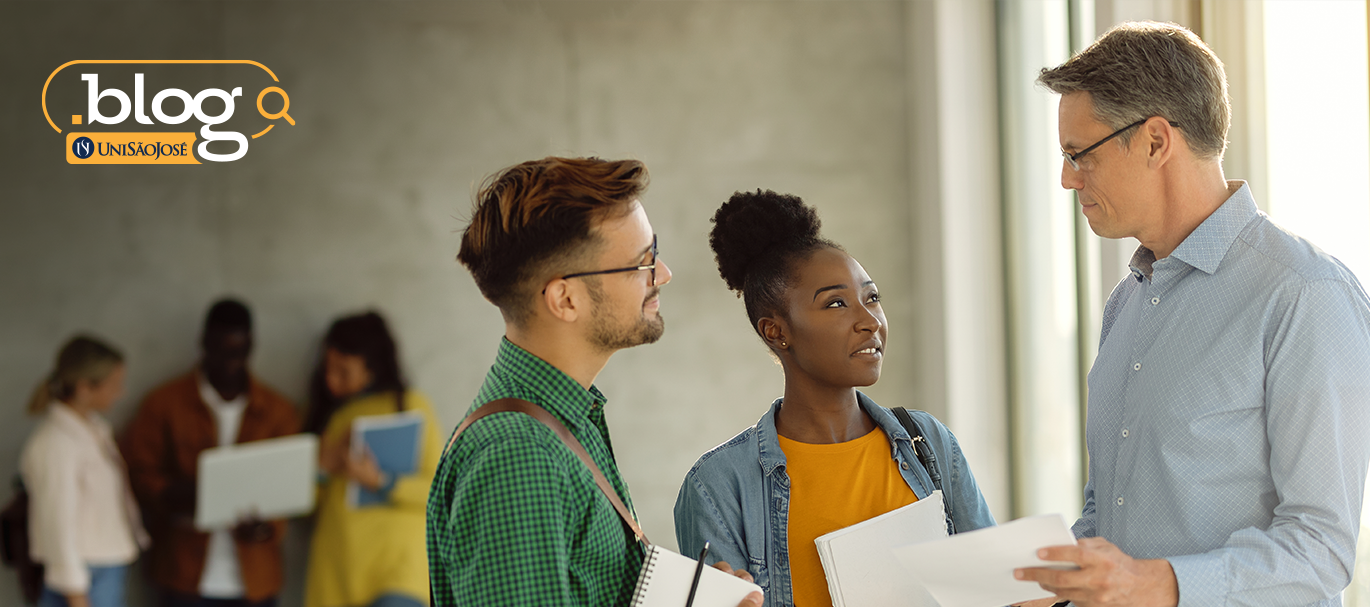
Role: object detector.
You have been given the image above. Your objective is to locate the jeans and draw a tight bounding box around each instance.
[38,564,129,607]
[369,594,424,607]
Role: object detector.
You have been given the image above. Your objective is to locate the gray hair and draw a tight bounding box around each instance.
[1037,21,1230,160]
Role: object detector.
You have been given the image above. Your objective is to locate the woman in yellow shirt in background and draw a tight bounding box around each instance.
[303,312,441,607]
[674,191,997,607]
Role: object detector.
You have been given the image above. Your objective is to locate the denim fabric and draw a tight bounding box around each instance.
[674,391,996,607]
[368,593,425,607]
[39,564,128,607]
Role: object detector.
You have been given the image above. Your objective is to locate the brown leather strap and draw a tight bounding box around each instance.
[445,398,650,545]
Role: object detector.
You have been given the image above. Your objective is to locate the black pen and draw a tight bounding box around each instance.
[685,541,710,607]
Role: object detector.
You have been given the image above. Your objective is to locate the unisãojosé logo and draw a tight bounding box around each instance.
[43,60,295,165]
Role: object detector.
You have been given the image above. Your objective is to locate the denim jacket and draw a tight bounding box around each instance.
[673,392,996,607]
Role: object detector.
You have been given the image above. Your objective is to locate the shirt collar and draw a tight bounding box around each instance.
[47,401,112,442]
[757,398,785,476]
[196,369,247,410]
[1129,180,1258,280]
[757,391,904,476]
[491,337,606,427]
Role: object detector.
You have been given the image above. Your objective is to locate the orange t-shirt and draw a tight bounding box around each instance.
[778,427,918,607]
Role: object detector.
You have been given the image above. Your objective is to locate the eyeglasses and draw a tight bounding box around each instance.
[1062,118,1180,171]
[553,234,658,290]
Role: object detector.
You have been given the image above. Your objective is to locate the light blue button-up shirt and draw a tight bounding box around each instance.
[1075,182,1370,606]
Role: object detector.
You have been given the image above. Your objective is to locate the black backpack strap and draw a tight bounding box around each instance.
[892,407,956,534]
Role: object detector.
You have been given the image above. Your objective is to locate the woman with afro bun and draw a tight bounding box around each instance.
[673,190,996,607]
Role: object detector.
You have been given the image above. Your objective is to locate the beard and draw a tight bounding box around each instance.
[587,283,665,351]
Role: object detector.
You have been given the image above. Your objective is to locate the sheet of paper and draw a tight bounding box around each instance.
[893,514,1079,607]
[814,490,947,607]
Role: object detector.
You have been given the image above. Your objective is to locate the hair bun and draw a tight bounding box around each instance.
[709,190,822,293]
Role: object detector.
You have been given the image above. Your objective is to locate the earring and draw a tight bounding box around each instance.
[780,341,787,347]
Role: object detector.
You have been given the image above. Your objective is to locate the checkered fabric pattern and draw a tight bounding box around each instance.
[426,338,644,606]
[1076,182,1370,606]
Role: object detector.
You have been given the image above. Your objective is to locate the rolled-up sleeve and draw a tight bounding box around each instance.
[917,413,996,532]
[674,469,751,574]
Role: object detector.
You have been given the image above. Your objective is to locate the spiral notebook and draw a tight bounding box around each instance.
[630,544,762,607]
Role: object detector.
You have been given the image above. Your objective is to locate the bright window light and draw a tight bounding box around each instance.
[1263,0,1370,285]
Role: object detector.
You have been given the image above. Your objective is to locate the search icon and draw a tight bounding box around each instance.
[257,87,294,125]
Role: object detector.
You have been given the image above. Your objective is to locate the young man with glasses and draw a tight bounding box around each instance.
[1014,22,1370,607]
[426,157,762,607]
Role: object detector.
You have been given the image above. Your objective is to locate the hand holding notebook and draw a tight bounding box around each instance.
[630,544,763,607]
[347,411,425,508]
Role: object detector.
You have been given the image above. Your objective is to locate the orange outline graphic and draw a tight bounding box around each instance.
[43,60,280,134]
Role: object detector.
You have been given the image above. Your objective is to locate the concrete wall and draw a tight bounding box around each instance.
[0,2,1002,605]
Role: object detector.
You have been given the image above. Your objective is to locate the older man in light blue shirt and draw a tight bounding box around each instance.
[1017,22,1370,607]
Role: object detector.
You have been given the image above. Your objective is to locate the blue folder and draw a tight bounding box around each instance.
[348,412,423,508]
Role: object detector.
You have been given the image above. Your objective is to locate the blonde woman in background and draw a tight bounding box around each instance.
[303,312,441,607]
[20,336,149,607]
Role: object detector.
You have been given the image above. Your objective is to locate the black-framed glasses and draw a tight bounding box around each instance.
[1062,118,1180,171]
[555,234,658,288]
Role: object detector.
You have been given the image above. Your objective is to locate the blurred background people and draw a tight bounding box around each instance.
[303,311,440,607]
[120,298,300,607]
[20,335,149,607]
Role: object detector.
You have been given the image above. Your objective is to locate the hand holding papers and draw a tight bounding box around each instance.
[813,491,1079,607]
[630,544,763,607]
[893,514,1080,607]
[1015,535,1180,607]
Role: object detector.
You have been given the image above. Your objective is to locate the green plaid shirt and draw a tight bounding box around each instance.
[426,338,645,606]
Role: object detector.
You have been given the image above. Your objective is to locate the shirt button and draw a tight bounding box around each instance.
[1121,428,1129,438]
[901,461,910,470]
[1116,496,1124,506]
[1133,362,1142,371]
[1151,297,1160,305]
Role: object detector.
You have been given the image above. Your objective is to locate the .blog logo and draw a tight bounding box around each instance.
[44,60,295,165]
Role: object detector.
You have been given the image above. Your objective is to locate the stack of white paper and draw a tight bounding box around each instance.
[814,490,947,607]
[815,493,1080,607]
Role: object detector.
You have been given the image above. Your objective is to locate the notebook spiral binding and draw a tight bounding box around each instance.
[629,545,660,606]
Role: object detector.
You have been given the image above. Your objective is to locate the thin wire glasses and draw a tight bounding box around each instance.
[1062,118,1180,171]
[555,234,658,288]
